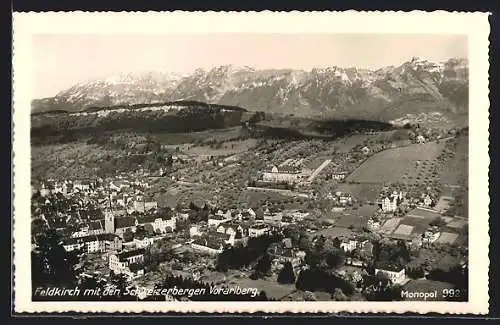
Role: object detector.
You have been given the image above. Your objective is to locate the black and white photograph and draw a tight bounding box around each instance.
[12,11,490,314]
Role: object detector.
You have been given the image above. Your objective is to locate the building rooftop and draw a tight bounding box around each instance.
[115,216,137,229]
[250,223,269,230]
[117,248,146,261]
[88,220,104,231]
[374,261,405,272]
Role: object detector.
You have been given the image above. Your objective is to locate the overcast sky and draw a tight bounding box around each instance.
[32,34,467,98]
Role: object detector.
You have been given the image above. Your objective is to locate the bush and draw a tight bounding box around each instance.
[277,262,296,284]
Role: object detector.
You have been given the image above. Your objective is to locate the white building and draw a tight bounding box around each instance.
[331,172,347,181]
[217,222,244,238]
[248,223,270,238]
[367,218,381,231]
[381,191,403,213]
[340,239,358,253]
[375,264,406,285]
[208,214,231,227]
[109,249,146,279]
[133,235,164,249]
[262,165,304,184]
[189,225,203,238]
[422,195,433,207]
[423,226,441,244]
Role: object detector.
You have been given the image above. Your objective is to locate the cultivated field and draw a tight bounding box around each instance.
[332,134,374,153]
[31,142,123,180]
[334,214,372,230]
[157,126,244,145]
[237,189,310,210]
[346,142,445,184]
[407,247,466,272]
[335,183,383,202]
[182,139,258,157]
[440,135,468,186]
[314,226,356,239]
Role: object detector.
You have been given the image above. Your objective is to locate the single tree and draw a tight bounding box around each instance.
[277,261,296,284]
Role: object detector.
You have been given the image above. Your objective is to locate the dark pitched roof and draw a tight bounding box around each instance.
[115,216,137,229]
[374,260,404,272]
[117,248,145,261]
[250,223,269,230]
[193,237,224,250]
[63,232,121,246]
[46,216,67,229]
[136,214,158,224]
[275,165,300,173]
[89,220,104,231]
[209,214,227,220]
[129,263,144,273]
[219,221,247,230]
[137,213,172,224]
[62,237,81,245]
[96,233,120,242]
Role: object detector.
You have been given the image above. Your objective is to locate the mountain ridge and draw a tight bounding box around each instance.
[31,57,468,121]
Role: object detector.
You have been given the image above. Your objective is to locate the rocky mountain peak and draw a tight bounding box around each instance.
[32,58,468,121]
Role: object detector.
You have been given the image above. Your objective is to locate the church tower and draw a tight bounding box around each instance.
[104,210,115,234]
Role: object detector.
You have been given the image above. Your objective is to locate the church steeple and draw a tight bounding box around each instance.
[104,210,115,234]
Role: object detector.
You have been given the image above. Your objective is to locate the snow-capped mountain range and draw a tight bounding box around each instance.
[32,57,468,120]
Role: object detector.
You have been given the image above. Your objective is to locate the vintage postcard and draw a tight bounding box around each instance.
[12,11,490,314]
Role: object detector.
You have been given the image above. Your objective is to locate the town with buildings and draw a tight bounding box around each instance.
[30,122,469,302]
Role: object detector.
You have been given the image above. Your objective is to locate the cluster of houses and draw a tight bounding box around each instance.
[188,209,274,255]
[39,179,95,197]
[268,238,306,271]
[34,177,182,281]
[35,168,457,290]
[326,191,354,210]
[378,190,435,214]
[38,177,151,198]
[60,207,179,279]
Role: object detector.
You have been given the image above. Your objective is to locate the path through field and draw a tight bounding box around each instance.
[307,159,332,182]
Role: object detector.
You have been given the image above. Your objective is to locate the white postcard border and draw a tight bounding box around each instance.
[12,11,491,314]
